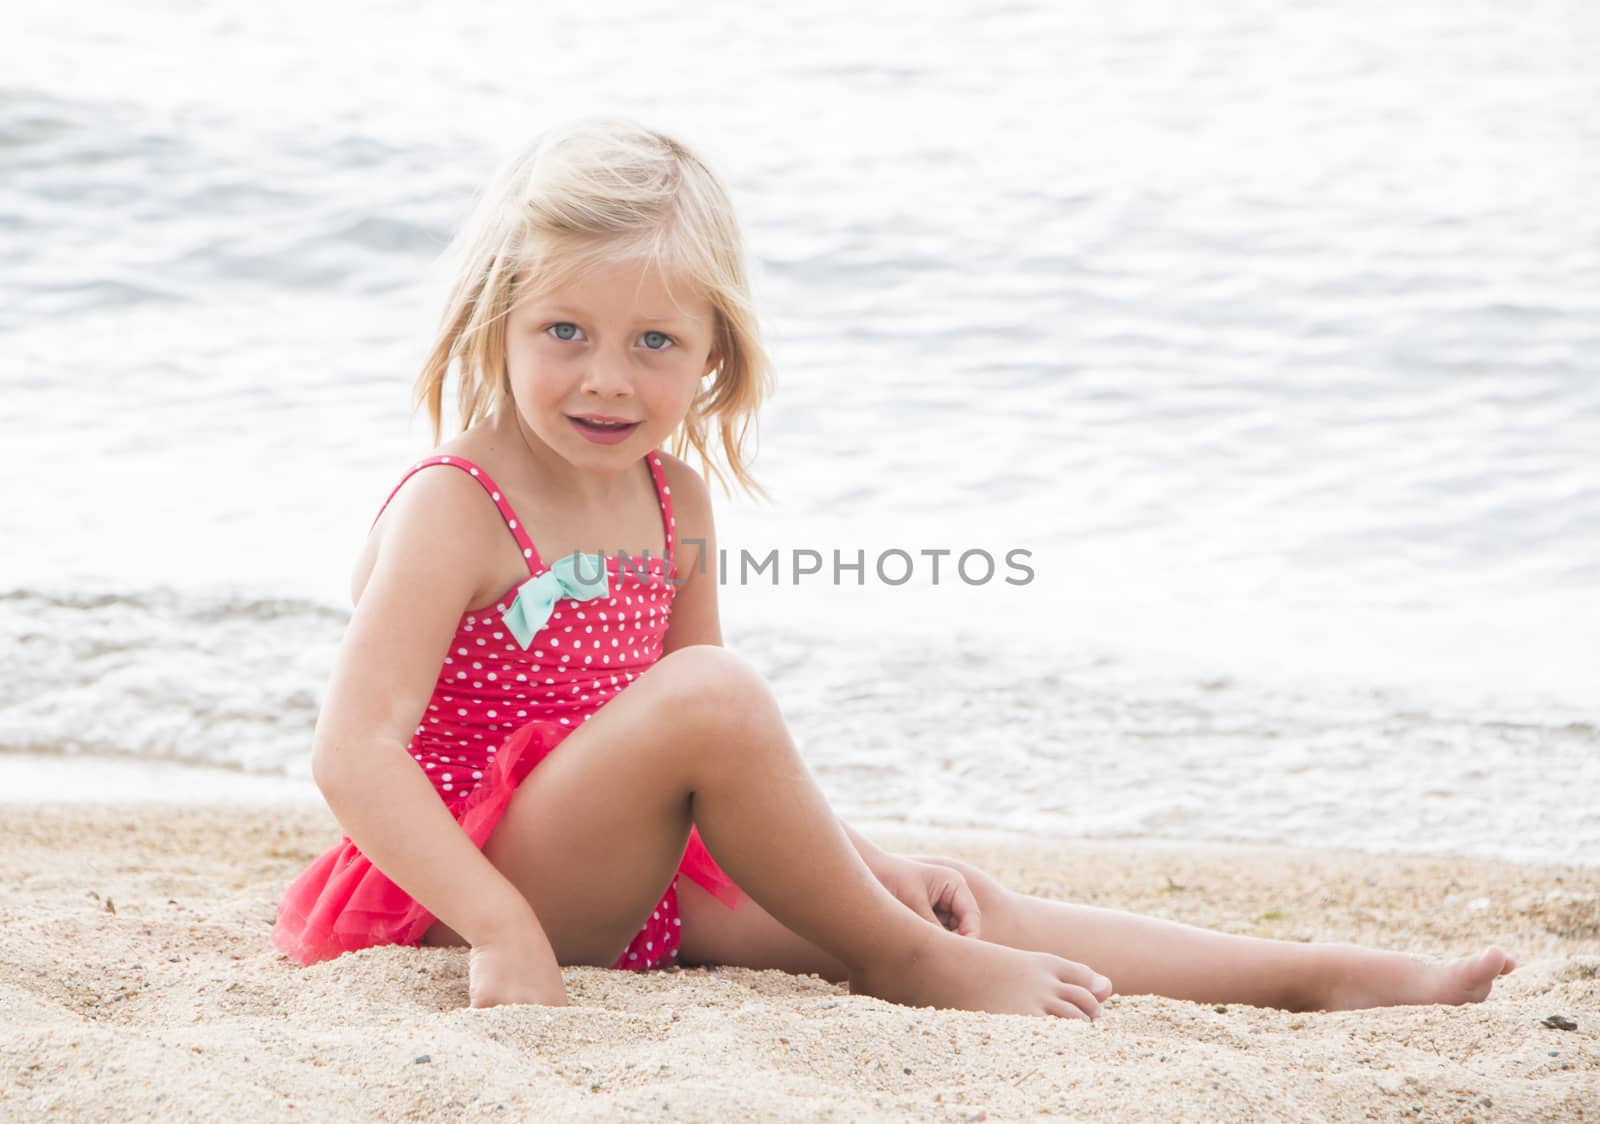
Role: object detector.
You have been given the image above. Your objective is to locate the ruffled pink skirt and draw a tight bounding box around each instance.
[271,716,746,971]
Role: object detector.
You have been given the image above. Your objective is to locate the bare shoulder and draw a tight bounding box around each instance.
[314,463,508,781]
[655,450,723,650]
[655,450,714,532]
[352,462,511,612]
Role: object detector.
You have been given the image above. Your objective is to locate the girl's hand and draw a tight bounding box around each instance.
[878,857,982,938]
[466,926,570,1009]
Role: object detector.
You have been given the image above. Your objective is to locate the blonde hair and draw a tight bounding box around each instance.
[413,117,774,500]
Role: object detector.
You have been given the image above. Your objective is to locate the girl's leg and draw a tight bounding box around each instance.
[677,876,852,983]
[900,854,1515,1011]
[423,645,1108,1019]
[678,841,1514,1012]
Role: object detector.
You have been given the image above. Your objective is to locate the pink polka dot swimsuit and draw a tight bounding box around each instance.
[272,449,746,971]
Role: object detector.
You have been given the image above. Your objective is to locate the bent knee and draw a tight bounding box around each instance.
[651,645,779,737]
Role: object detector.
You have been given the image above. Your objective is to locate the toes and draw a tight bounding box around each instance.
[1478,946,1512,977]
[1484,945,1515,975]
[1044,998,1091,1021]
[1058,960,1112,1000]
[1058,983,1102,1020]
[1453,948,1511,1003]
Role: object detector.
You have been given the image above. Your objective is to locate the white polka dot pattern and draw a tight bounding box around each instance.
[362,448,693,971]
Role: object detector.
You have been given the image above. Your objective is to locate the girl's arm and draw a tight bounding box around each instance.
[659,454,724,653]
[656,456,892,871]
[310,467,547,951]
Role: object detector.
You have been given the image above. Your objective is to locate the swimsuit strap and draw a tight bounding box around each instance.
[374,451,672,578]
[645,449,676,575]
[370,455,542,578]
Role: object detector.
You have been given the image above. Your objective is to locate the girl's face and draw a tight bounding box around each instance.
[503,258,719,470]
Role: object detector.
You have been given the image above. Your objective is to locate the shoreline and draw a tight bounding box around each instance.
[2,802,1595,1120]
[0,751,320,805]
[4,750,1596,875]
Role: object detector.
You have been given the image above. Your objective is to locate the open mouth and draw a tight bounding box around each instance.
[568,416,641,444]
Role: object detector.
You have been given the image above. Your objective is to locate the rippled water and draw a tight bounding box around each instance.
[2,1,1596,863]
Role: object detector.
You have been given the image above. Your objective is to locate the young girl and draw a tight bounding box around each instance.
[272,118,1516,1019]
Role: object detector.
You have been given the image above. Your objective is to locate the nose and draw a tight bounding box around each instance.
[578,345,634,398]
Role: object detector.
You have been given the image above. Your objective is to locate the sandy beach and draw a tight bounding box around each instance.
[0,803,1593,1121]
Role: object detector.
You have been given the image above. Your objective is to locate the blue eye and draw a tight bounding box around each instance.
[545,323,674,350]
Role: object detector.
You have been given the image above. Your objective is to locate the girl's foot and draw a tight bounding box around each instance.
[849,926,1114,1020]
[1322,944,1516,1011]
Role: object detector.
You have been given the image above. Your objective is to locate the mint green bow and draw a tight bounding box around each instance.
[500,551,611,649]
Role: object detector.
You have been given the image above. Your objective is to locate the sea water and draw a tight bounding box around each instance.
[2,0,1596,865]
